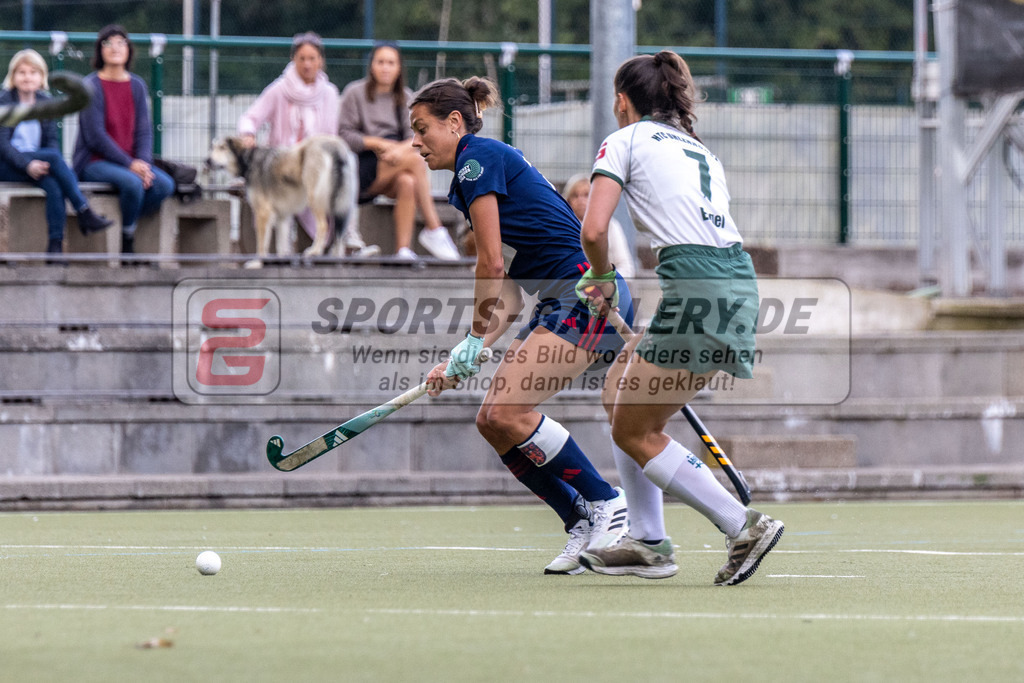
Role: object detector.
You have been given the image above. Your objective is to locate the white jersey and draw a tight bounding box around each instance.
[592,119,742,253]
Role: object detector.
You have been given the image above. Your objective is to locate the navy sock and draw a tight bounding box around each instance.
[546,436,617,502]
[500,448,582,531]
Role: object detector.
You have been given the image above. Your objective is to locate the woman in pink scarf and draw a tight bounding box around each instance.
[238,32,370,254]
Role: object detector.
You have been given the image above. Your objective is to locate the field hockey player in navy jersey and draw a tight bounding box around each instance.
[410,76,631,575]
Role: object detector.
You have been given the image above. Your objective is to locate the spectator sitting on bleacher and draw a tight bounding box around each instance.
[0,49,113,256]
[238,31,375,257]
[72,25,174,255]
[338,42,460,260]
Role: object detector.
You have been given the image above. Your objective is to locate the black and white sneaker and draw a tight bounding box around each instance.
[714,509,784,586]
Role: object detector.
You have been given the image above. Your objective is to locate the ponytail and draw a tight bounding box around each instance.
[615,51,702,142]
[411,76,500,134]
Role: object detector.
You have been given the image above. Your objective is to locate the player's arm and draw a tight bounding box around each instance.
[580,174,622,276]
[467,192,506,339]
[577,174,623,315]
[481,274,524,348]
[438,192,505,383]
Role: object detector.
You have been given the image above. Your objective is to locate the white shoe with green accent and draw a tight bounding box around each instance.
[579,535,679,579]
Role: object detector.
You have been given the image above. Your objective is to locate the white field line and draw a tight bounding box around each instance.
[3,544,1023,557]
[766,574,865,579]
[367,608,1024,624]
[0,544,545,552]
[840,549,1024,556]
[3,604,320,614]
[3,603,1017,623]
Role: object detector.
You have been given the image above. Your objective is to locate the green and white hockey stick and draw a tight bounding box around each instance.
[0,72,91,126]
[267,348,492,471]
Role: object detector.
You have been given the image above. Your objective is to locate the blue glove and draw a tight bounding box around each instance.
[575,267,619,317]
[445,332,485,380]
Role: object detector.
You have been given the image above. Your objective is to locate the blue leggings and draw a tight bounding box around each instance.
[0,148,89,241]
[79,160,174,236]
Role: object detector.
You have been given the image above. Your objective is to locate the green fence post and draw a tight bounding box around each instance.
[149,35,167,157]
[836,51,853,244]
[500,43,518,147]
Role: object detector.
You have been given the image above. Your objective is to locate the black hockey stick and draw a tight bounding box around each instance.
[0,72,91,127]
[594,303,752,504]
[267,348,493,471]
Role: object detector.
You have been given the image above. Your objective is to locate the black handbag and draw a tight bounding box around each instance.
[153,157,202,204]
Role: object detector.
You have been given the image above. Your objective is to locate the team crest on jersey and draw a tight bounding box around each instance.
[458,159,484,182]
[595,142,608,160]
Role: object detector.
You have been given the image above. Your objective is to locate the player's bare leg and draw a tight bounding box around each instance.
[585,352,782,583]
[478,329,625,574]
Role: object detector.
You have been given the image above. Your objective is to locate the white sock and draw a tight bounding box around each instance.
[643,439,748,537]
[611,440,665,542]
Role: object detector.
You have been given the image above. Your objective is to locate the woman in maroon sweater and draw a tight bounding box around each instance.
[73,25,174,254]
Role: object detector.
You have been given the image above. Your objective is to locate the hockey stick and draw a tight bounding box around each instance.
[0,72,91,127]
[267,347,493,471]
[589,296,752,504]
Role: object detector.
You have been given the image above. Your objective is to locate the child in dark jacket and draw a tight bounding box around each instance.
[0,49,112,254]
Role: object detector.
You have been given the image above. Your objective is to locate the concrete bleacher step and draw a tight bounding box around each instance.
[712,435,857,468]
[1,265,1023,485]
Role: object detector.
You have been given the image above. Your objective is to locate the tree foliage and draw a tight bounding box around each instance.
[7,0,913,51]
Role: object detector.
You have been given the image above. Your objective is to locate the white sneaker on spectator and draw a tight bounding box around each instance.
[349,244,381,257]
[395,246,419,260]
[418,226,460,260]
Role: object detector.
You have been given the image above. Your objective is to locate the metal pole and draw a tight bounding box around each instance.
[500,43,518,146]
[539,0,552,104]
[591,0,636,242]
[934,0,971,296]
[988,130,1007,295]
[22,0,32,33]
[151,55,164,156]
[364,0,375,40]
[590,0,635,153]
[183,0,195,96]
[914,0,938,284]
[715,0,727,83]
[836,51,853,244]
[209,0,221,145]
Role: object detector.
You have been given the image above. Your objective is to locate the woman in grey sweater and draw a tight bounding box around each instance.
[338,43,459,260]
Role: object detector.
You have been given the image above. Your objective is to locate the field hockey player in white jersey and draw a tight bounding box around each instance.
[576,51,784,585]
[410,76,633,575]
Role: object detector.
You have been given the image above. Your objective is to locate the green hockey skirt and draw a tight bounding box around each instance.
[635,243,759,379]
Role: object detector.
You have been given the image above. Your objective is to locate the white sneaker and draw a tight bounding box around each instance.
[714,509,784,586]
[544,517,592,575]
[349,244,381,258]
[395,246,418,260]
[580,535,679,579]
[587,487,628,552]
[418,226,460,260]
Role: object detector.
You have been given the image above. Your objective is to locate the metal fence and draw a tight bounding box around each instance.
[2,31,1022,247]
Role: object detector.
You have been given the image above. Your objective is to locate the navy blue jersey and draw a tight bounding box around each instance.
[448,135,588,296]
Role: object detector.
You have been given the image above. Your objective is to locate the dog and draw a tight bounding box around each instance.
[206,135,359,266]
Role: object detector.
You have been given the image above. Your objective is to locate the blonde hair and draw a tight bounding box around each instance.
[4,49,48,91]
[561,173,591,202]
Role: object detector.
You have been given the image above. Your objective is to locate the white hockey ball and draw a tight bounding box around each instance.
[196,550,222,575]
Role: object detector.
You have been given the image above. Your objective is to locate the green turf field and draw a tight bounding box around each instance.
[2,500,1023,682]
